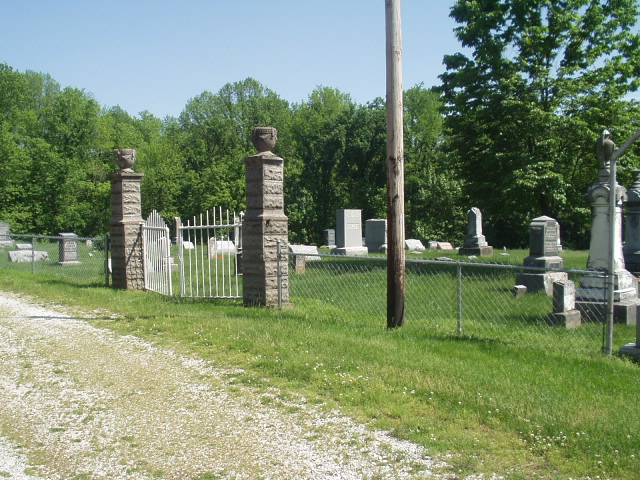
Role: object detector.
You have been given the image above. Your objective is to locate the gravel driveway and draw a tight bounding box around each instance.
[0,291,450,479]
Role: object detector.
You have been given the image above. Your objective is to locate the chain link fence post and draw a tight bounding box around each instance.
[457,263,463,334]
[31,236,36,275]
[105,234,111,287]
[277,240,283,309]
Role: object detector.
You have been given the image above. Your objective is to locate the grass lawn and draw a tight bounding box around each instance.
[0,247,638,478]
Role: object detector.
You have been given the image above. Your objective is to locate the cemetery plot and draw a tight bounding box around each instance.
[286,253,630,354]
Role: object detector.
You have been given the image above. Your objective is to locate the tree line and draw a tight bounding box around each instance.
[2,0,640,249]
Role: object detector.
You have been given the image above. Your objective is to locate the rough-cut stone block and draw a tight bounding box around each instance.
[547,310,582,329]
[575,299,640,325]
[515,271,568,296]
[513,285,527,298]
[458,245,494,257]
[620,343,640,361]
[552,280,575,312]
[9,251,49,262]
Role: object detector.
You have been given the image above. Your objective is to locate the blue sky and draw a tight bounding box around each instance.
[2,1,463,119]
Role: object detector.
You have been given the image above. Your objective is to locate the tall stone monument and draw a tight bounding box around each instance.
[242,127,289,307]
[458,207,493,256]
[515,216,567,295]
[332,209,368,255]
[110,149,145,290]
[575,132,639,324]
[623,168,640,273]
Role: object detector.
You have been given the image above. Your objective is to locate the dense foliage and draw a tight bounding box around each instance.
[440,0,640,247]
[1,0,639,247]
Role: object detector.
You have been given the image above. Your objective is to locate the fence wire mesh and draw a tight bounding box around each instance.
[1,234,109,286]
[287,253,636,355]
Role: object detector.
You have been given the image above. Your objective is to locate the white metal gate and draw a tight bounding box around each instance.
[142,210,174,295]
[176,209,243,299]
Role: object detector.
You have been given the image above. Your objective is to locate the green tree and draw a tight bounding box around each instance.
[440,0,640,247]
[288,87,357,244]
[176,78,292,219]
[404,85,465,243]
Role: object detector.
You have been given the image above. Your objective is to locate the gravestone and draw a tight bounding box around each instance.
[436,242,454,250]
[458,207,493,256]
[332,209,368,255]
[9,250,48,262]
[365,219,387,253]
[58,232,81,265]
[624,169,640,273]
[0,222,12,248]
[547,280,581,329]
[428,241,438,250]
[515,216,567,295]
[16,244,32,250]
[323,229,336,248]
[576,132,640,325]
[289,244,320,273]
[289,244,320,261]
[405,239,425,251]
[209,238,237,255]
[182,241,195,250]
[513,285,527,299]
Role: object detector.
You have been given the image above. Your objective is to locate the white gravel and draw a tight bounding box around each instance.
[0,290,452,479]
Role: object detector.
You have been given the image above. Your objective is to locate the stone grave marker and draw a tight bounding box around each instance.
[436,242,454,250]
[547,280,581,329]
[209,238,237,256]
[515,216,567,295]
[365,219,387,252]
[323,229,336,248]
[9,250,49,263]
[289,244,320,261]
[332,209,368,255]
[458,207,493,256]
[405,239,425,251]
[58,232,81,265]
[0,222,12,248]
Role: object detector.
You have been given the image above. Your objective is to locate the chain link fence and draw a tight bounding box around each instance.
[286,252,636,355]
[0,234,109,286]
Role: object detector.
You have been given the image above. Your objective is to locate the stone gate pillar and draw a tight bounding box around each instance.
[242,127,289,307]
[110,149,145,290]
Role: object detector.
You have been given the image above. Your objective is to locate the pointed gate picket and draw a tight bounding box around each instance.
[142,210,174,295]
[176,209,243,299]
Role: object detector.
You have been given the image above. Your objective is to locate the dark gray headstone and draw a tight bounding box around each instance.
[529,216,560,257]
[365,219,387,252]
[323,229,336,247]
[523,216,563,268]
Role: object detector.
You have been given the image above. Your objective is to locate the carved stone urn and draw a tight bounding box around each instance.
[252,127,277,154]
[114,148,137,171]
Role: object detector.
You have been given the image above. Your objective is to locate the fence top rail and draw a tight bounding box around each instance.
[142,225,170,232]
[7,233,106,242]
[282,251,600,276]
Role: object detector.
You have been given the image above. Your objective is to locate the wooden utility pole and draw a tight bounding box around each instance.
[385,0,406,328]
